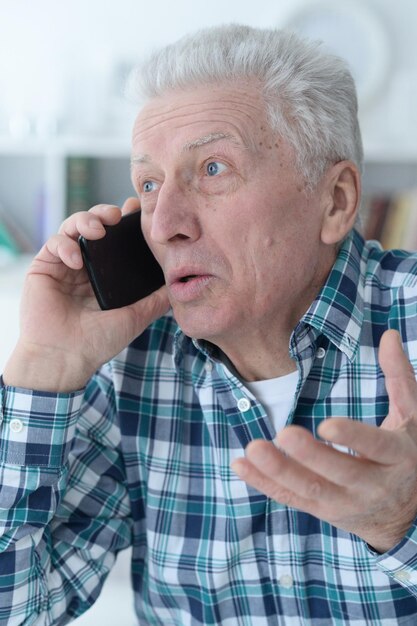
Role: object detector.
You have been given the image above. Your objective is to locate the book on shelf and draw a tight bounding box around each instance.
[0,218,19,265]
[66,156,93,216]
[362,194,391,242]
[0,204,36,259]
[362,189,417,251]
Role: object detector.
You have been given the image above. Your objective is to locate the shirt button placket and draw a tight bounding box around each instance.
[10,418,24,434]
[237,397,251,412]
[279,573,294,589]
[316,347,326,359]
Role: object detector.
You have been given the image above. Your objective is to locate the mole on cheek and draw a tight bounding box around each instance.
[263,236,276,250]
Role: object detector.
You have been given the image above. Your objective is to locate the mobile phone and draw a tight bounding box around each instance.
[79,210,165,310]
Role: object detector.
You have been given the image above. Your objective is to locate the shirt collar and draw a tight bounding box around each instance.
[300,228,365,361]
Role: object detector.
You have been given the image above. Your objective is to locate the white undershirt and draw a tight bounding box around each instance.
[245,370,299,434]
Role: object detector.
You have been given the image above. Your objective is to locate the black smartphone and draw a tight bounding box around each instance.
[79,211,165,310]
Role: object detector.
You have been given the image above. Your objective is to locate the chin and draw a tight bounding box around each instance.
[171,305,232,343]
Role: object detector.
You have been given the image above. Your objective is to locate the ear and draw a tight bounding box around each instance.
[320,161,361,245]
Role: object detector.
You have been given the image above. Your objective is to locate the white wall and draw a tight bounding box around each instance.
[0,0,416,148]
[0,0,294,138]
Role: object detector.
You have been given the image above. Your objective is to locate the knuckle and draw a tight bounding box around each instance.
[305,480,322,500]
[59,211,90,237]
[58,215,75,234]
[47,233,63,252]
[270,485,295,507]
[265,479,304,508]
[394,409,414,428]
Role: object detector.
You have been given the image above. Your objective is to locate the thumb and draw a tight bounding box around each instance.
[102,285,170,352]
[379,329,417,430]
[127,285,170,336]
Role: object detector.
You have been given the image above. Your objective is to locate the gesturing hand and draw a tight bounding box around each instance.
[231,330,417,553]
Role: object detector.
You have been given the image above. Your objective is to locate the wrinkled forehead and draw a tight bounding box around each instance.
[131,82,271,155]
[131,131,244,167]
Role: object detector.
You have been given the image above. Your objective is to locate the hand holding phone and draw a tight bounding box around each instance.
[79,211,165,310]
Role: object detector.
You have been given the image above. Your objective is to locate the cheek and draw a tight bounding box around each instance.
[247,234,300,285]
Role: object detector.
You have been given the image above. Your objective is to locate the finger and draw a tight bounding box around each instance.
[232,439,340,511]
[58,205,122,239]
[276,424,377,485]
[317,417,406,465]
[378,329,417,428]
[121,197,141,215]
[39,234,84,270]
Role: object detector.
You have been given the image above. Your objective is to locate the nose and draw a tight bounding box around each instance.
[149,178,201,245]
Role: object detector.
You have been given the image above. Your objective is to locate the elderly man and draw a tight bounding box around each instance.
[2,24,417,626]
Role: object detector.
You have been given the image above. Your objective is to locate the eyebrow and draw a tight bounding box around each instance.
[131,154,151,166]
[182,132,239,152]
[131,132,241,166]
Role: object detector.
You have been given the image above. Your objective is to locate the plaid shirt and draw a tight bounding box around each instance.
[2,229,417,626]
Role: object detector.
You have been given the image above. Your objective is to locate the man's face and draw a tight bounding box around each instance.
[131,82,332,363]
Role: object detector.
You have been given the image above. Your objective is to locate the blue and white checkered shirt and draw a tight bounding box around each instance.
[2,229,417,625]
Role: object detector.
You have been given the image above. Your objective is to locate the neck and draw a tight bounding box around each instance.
[217,333,297,382]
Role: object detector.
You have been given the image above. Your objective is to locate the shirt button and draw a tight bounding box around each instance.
[10,418,24,433]
[316,347,326,359]
[279,574,294,589]
[237,397,251,412]
[205,361,213,373]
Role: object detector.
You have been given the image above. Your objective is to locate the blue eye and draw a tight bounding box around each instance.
[143,180,157,193]
[206,161,227,176]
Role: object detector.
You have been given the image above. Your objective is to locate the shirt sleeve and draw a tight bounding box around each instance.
[372,519,417,595]
[0,367,132,624]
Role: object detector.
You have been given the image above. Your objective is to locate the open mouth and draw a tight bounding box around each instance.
[179,275,198,283]
[169,271,212,301]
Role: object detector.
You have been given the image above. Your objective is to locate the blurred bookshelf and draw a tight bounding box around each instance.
[0,137,417,262]
[362,188,417,250]
[361,156,417,251]
[0,136,132,261]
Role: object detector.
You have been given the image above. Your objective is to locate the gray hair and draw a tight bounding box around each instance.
[128,23,363,191]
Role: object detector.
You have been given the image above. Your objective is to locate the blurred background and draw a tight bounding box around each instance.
[1,0,416,623]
